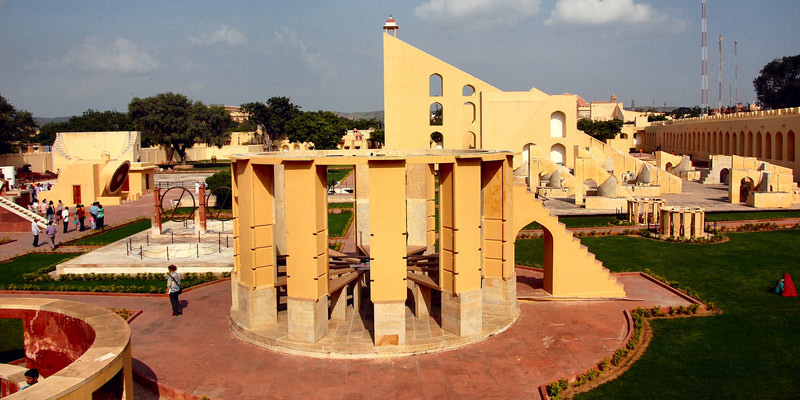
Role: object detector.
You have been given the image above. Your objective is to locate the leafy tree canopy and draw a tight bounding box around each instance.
[369,128,385,147]
[577,118,623,142]
[670,106,702,119]
[241,96,302,144]
[286,111,347,150]
[35,109,132,145]
[0,93,37,153]
[129,92,232,164]
[753,54,800,109]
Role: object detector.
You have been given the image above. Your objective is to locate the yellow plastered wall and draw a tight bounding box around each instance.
[53,131,140,173]
[482,156,515,280]
[368,159,408,302]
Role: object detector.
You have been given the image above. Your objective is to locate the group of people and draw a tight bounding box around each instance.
[30,201,106,249]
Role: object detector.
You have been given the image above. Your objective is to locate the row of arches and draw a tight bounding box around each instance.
[429,102,477,126]
[429,73,475,97]
[521,142,567,166]
[660,130,796,162]
[429,131,478,149]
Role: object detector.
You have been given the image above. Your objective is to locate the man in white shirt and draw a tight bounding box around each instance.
[31,220,41,247]
[62,207,70,233]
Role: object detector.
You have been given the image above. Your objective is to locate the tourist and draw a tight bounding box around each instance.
[39,198,47,214]
[62,206,70,233]
[76,204,85,231]
[96,203,105,230]
[89,202,98,229]
[20,368,38,390]
[31,220,40,247]
[45,220,57,250]
[194,181,200,195]
[29,199,38,212]
[46,201,55,223]
[56,200,63,222]
[166,264,182,316]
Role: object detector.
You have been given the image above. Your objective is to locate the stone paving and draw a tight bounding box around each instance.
[0,269,693,399]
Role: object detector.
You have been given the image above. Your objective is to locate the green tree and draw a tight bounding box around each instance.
[670,106,702,119]
[241,96,302,145]
[34,109,132,144]
[0,94,37,153]
[577,118,623,142]
[129,93,232,164]
[286,111,347,150]
[753,54,800,109]
[369,128,385,147]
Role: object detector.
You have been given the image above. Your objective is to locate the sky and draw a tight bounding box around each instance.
[1,0,799,118]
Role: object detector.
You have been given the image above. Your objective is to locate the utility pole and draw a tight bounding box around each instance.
[734,40,740,106]
[718,34,723,112]
[701,0,709,115]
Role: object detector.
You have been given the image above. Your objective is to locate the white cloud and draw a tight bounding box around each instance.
[545,0,651,26]
[64,37,157,74]
[189,26,246,46]
[414,0,541,25]
[273,27,321,67]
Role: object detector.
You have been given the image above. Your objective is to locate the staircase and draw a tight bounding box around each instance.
[0,196,48,228]
[513,183,626,298]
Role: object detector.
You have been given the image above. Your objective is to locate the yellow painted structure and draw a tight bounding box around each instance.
[229,149,625,348]
[727,155,798,208]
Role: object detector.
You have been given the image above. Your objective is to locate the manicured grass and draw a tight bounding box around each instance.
[0,252,218,293]
[328,202,354,209]
[0,319,24,363]
[705,210,800,222]
[328,167,352,183]
[523,215,622,230]
[328,211,353,237]
[68,219,151,246]
[517,230,800,399]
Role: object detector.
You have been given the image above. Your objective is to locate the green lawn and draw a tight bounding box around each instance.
[328,211,353,237]
[0,319,23,363]
[523,215,621,230]
[521,210,800,230]
[328,202,354,209]
[517,230,800,399]
[67,219,151,246]
[0,252,219,293]
[328,167,352,183]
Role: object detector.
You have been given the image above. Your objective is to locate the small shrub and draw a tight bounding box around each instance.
[611,348,628,366]
[599,358,610,371]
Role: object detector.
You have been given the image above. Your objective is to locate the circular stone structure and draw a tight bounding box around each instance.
[228,149,522,357]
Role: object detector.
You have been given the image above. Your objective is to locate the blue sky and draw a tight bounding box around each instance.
[1,0,798,117]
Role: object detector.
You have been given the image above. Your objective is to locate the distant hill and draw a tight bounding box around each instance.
[34,116,71,126]
[333,110,383,121]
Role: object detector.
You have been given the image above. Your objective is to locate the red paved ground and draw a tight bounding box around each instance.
[1,269,692,400]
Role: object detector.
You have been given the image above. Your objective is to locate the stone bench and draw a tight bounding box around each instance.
[407,272,440,319]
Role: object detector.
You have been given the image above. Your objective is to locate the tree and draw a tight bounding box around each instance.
[241,96,302,145]
[369,128,385,148]
[753,54,800,109]
[0,93,37,153]
[286,111,347,150]
[577,118,623,142]
[129,93,232,164]
[34,109,132,144]
[670,106,702,119]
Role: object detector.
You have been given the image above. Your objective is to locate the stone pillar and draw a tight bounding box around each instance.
[284,161,328,343]
[230,161,278,330]
[368,159,408,345]
[439,157,483,336]
[195,183,207,234]
[355,164,370,254]
[481,157,516,317]
[151,187,162,235]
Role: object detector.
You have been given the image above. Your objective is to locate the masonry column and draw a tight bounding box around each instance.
[481,155,516,317]
[355,164,370,255]
[406,163,430,253]
[284,161,329,343]
[194,183,207,234]
[369,159,408,345]
[440,157,483,336]
[151,186,162,235]
[230,160,278,330]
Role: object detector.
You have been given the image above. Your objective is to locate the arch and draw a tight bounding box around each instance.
[430,102,443,126]
[462,85,475,96]
[429,74,442,97]
[738,131,745,155]
[720,168,730,185]
[620,133,628,139]
[550,143,566,165]
[281,144,290,151]
[463,102,476,124]
[633,132,642,147]
[712,131,718,152]
[430,131,443,149]
[293,143,300,150]
[550,111,566,138]
[756,132,763,157]
[665,162,674,173]
[522,142,536,164]
[747,131,753,156]
[739,177,755,203]
[788,131,796,162]
[775,131,783,160]
[464,131,476,149]
[724,132,730,154]
[765,132,772,159]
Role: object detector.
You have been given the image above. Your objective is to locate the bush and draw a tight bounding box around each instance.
[205,169,232,209]
[612,348,628,366]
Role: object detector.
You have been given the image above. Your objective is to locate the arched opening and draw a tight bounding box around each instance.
[747,131,753,156]
[788,131,796,162]
[756,132,763,157]
[665,162,674,173]
[430,103,443,126]
[724,132,730,154]
[550,143,566,165]
[720,168,730,185]
[281,144,289,151]
[430,131,443,149]
[620,133,628,139]
[738,131,745,155]
[429,74,442,97]
[463,131,476,149]
[550,112,566,138]
[463,102,476,124]
[775,132,783,160]
[462,85,475,96]
[765,132,772,159]
[712,132,718,152]
[739,177,755,203]
[633,133,642,147]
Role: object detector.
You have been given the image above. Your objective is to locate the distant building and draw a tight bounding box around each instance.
[224,106,249,124]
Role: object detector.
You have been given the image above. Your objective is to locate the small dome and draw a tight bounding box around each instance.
[384,15,398,28]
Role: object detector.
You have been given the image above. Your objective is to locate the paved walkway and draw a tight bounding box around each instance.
[1,269,693,399]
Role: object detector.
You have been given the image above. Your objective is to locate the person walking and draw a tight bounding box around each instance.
[61,206,70,233]
[46,201,55,223]
[76,205,85,231]
[31,220,40,247]
[166,264,182,316]
[96,203,105,229]
[45,220,57,250]
[56,200,63,222]
[89,202,98,230]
